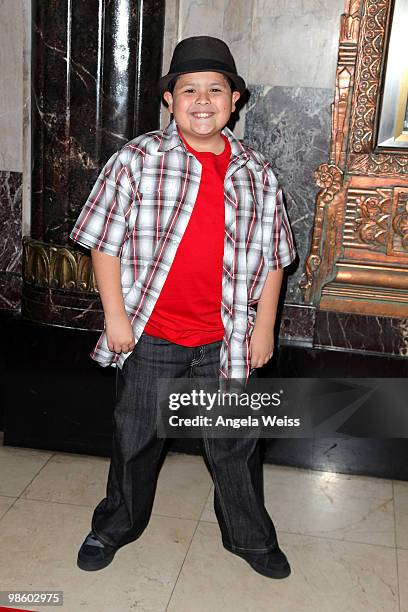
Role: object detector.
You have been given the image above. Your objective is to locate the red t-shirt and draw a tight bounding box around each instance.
[144,133,231,346]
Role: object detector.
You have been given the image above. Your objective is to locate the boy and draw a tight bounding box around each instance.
[70,36,296,579]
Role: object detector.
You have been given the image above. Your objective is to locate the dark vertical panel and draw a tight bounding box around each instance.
[31,0,47,240]
[133,0,166,135]
[68,0,106,239]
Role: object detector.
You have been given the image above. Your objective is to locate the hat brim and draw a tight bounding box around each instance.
[158,69,246,96]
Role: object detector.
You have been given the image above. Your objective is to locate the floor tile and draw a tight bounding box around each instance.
[0,495,15,520]
[0,498,197,612]
[202,464,395,547]
[394,479,408,549]
[152,452,213,520]
[23,451,213,521]
[398,547,408,612]
[0,445,52,497]
[22,453,110,507]
[167,522,399,612]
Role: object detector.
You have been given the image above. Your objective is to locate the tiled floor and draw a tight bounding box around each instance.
[0,438,406,612]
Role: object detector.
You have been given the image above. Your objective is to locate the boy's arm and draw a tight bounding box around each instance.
[249,173,296,369]
[91,250,135,354]
[249,269,283,368]
[69,146,142,355]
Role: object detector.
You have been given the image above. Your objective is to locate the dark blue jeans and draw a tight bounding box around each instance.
[92,333,279,553]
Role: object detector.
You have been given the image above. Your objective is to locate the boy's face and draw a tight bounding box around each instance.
[163,71,240,150]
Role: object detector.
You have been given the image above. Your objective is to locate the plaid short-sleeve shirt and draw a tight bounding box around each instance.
[70,119,296,380]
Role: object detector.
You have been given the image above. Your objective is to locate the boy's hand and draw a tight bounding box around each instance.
[105,312,135,354]
[249,325,274,368]
[90,250,134,354]
[249,269,283,369]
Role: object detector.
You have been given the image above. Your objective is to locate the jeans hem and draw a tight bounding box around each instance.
[222,540,279,554]
[91,523,145,549]
[90,525,118,548]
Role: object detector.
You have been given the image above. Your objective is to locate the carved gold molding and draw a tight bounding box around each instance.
[355,195,389,247]
[348,153,408,177]
[330,0,361,168]
[302,164,345,298]
[392,189,408,253]
[350,0,387,154]
[343,187,393,251]
[343,187,408,255]
[348,0,408,176]
[22,236,98,292]
[303,0,408,317]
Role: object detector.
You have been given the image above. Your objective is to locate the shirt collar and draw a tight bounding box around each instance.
[157,119,262,169]
[157,119,184,153]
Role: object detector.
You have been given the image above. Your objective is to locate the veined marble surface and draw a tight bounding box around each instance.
[0,170,22,310]
[0,171,22,274]
[31,0,164,244]
[244,84,333,304]
[315,310,408,358]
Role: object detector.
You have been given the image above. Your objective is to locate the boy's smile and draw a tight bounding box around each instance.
[163,71,240,153]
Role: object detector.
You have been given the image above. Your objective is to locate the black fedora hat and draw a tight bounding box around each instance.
[159,36,246,95]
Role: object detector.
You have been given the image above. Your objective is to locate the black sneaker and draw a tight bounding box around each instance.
[224,544,291,579]
[77,531,119,571]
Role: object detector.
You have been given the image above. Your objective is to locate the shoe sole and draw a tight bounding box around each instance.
[225,546,291,579]
[77,548,117,571]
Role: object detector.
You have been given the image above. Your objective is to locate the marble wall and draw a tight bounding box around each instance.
[162,0,345,309]
[244,85,333,304]
[0,171,22,309]
[0,0,25,310]
[0,0,23,172]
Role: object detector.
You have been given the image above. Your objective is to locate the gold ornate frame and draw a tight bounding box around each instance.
[302,0,408,317]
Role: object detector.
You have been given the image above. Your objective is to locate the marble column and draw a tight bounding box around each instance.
[24,0,165,328]
[31,0,164,243]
